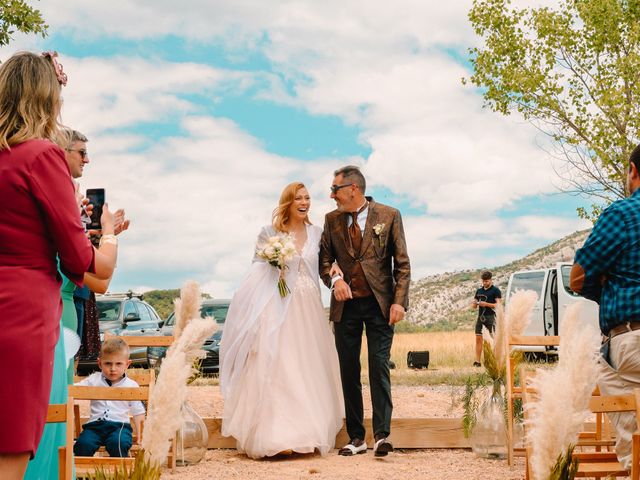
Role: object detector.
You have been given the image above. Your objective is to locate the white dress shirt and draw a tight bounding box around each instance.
[76,372,146,423]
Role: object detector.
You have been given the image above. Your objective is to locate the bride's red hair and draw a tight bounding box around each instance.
[272,182,311,232]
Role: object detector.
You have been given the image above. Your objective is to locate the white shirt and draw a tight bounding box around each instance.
[76,372,146,424]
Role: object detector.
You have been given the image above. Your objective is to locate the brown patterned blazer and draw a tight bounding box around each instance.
[319,198,411,323]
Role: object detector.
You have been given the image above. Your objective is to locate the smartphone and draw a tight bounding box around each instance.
[86,188,105,230]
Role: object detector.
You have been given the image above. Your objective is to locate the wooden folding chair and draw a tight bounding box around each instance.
[46,398,74,480]
[68,385,149,478]
[521,368,640,480]
[506,334,560,465]
[101,334,177,472]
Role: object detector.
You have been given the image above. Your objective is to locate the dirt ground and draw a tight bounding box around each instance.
[158,385,526,480]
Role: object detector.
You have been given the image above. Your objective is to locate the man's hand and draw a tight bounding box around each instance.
[333,279,353,302]
[471,299,478,309]
[389,303,405,325]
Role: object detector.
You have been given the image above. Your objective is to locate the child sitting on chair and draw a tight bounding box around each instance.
[73,337,145,458]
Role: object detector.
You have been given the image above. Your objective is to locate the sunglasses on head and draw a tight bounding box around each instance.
[330,183,353,194]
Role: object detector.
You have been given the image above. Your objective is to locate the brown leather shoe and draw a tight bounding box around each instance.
[373,437,393,457]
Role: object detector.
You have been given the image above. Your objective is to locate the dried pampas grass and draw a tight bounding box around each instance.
[525,302,600,480]
[506,290,538,337]
[480,290,537,379]
[173,280,202,339]
[141,283,217,468]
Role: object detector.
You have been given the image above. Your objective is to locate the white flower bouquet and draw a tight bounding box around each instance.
[256,233,297,297]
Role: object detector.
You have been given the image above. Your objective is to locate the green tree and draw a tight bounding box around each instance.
[466,0,640,219]
[0,1,47,47]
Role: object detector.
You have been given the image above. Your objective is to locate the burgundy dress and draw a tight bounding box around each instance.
[0,139,95,456]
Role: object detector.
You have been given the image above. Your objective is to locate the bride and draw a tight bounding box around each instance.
[219,182,343,459]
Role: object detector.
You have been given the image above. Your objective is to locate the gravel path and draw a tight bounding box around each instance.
[158,385,525,479]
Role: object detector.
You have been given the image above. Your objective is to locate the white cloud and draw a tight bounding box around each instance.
[0,1,594,296]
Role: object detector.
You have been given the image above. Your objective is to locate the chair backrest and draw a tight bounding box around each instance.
[505,335,560,465]
[521,368,640,480]
[103,332,174,347]
[46,399,74,480]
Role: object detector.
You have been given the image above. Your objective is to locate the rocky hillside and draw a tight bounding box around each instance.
[406,229,591,328]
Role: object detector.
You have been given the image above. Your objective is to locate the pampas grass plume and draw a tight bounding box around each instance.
[173,280,202,339]
[141,282,216,468]
[526,301,600,480]
[506,290,538,337]
[492,303,507,371]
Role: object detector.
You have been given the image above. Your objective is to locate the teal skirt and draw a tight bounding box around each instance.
[23,320,67,480]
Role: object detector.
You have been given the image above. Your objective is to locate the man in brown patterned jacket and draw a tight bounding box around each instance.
[319,165,411,457]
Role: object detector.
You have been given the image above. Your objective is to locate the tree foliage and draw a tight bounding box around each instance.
[143,288,211,320]
[0,1,47,47]
[467,0,640,220]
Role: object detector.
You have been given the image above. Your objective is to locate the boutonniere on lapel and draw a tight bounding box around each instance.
[373,223,386,247]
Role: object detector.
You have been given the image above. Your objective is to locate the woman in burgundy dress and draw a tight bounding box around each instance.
[0,52,118,479]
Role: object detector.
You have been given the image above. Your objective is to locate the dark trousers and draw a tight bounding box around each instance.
[334,295,394,441]
[74,420,133,457]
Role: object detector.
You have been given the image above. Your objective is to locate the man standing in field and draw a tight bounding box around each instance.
[471,271,501,367]
[570,144,640,470]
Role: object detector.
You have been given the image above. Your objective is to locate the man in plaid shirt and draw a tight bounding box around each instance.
[570,143,640,470]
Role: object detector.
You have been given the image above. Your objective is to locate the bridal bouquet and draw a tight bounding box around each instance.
[256,233,297,297]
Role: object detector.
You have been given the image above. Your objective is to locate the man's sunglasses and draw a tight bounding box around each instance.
[330,183,353,194]
[67,148,88,159]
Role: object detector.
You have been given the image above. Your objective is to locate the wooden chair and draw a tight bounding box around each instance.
[68,385,149,478]
[101,334,177,471]
[46,398,74,480]
[506,334,560,465]
[73,368,176,474]
[521,368,640,480]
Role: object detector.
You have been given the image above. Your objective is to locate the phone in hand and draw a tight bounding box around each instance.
[85,188,105,230]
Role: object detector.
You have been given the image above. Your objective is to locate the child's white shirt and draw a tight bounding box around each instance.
[75,372,146,424]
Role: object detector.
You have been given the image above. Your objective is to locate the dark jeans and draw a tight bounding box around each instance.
[334,295,394,441]
[74,420,133,457]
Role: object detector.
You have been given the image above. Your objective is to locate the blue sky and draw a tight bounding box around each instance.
[5,1,591,302]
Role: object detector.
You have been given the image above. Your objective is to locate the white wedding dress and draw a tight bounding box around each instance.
[220,224,343,459]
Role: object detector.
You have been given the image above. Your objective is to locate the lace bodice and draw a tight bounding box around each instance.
[293,256,320,296]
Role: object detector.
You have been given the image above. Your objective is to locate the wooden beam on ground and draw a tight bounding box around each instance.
[204,417,471,449]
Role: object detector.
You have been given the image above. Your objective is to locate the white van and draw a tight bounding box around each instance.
[505,262,599,353]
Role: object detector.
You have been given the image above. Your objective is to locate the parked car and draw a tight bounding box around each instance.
[76,292,163,375]
[147,298,230,374]
[506,262,599,355]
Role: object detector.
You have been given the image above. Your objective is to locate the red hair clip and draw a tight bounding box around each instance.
[41,51,68,87]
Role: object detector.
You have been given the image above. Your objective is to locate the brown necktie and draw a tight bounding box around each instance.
[349,211,362,254]
[349,203,367,254]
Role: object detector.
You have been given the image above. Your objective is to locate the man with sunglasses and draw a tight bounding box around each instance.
[320,165,411,458]
[63,128,89,178]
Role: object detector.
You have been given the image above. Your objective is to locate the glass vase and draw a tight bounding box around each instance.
[175,401,208,465]
[470,380,508,459]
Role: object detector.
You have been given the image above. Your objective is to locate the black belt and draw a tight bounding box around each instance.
[608,321,640,339]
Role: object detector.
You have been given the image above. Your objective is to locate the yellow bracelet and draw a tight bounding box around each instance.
[99,234,118,247]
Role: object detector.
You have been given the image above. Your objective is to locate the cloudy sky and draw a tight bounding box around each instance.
[6,1,590,299]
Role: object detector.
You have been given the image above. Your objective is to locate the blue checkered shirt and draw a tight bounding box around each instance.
[574,189,640,335]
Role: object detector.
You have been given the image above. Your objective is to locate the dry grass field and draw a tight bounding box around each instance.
[362,330,479,386]
[195,330,480,387]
